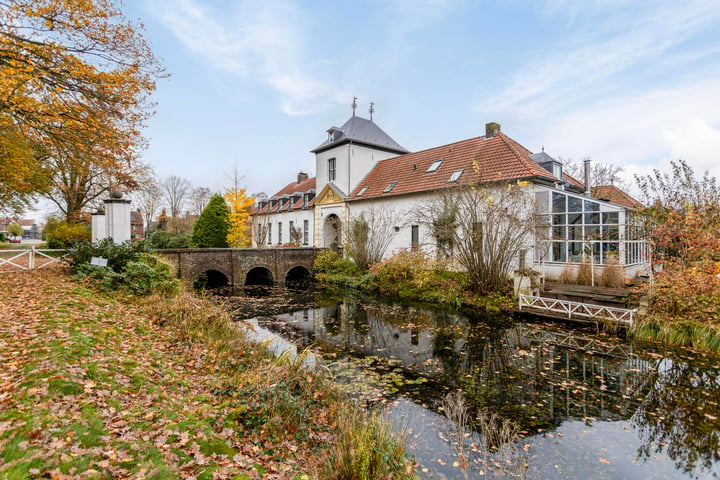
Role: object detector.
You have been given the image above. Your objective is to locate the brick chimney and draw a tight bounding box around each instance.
[297,171,308,184]
[485,122,501,139]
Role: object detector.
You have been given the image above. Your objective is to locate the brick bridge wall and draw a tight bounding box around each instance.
[158,247,321,289]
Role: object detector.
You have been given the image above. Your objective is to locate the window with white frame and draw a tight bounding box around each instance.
[544,191,647,265]
[328,158,336,182]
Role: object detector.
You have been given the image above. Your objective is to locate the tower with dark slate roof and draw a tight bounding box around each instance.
[312,113,408,199]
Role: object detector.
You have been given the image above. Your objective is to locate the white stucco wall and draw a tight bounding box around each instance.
[256,208,315,247]
[346,192,442,260]
[315,143,400,197]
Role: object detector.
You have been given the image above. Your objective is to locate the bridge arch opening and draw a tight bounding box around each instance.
[244,266,274,296]
[193,269,230,294]
[285,266,312,291]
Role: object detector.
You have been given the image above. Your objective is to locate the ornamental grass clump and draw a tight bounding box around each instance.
[600,254,625,288]
[326,406,415,480]
[576,256,593,285]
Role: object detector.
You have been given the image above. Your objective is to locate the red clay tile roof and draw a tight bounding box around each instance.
[348,132,558,201]
[592,185,643,209]
[272,177,316,197]
[563,172,585,189]
[252,177,317,215]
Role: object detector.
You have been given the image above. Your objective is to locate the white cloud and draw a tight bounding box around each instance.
[475,0,720,195]
[152,0,336,115]
[388,0,460,33]
[526,80,720,197]
[483,0,720,117]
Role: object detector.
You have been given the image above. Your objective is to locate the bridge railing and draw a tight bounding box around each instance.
[518,294,636,326]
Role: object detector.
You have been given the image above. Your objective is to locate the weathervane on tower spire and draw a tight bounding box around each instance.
[369,101,375,121]
[352,97,357,117]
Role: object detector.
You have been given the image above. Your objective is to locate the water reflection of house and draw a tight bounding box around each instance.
[275,304,461,376]
[252,106,649,280]
[281,303,651,419]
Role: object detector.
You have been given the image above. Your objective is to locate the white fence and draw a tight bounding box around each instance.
[0,247,66,272]
[518,294,636,326]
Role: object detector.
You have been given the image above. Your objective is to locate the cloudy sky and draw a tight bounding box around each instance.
[121,0,720,200]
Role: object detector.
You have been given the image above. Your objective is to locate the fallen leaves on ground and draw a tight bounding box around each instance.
[0,267,322,479]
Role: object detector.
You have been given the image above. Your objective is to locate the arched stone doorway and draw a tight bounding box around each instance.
[323,214,341,248]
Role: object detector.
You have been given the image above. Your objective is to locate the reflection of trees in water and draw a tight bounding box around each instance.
[436,320,651,430]
[304,297,720,476]
[633,357,720,475]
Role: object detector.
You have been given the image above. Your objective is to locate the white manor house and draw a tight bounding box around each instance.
[250,109,649,281]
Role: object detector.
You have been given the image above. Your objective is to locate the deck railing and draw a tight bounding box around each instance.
[518,294,636,326]
[0,247,66,272]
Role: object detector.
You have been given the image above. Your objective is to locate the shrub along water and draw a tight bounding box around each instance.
[314,248,511,313]
[630,258,720,353]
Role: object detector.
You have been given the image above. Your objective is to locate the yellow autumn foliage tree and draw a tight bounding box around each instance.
[225,189,255,247]
[0,0,163,219]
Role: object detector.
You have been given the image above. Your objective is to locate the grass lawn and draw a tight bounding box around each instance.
[0,267,321,479]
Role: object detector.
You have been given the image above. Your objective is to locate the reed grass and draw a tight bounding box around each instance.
[324,406,415,480]
[599,255,624,288]
[630,317,720,353]
[576,257,593,285]
[557,263,575,284]
[142,288,417,478]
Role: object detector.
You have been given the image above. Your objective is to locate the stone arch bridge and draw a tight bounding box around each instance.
[158,247,322,292]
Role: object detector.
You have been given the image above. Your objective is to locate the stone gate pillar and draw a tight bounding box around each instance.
[91,208,106,243]
[104,191,131,244]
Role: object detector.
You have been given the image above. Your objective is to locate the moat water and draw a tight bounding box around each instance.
[228,287,720,480]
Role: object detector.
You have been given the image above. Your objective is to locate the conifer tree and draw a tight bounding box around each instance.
[191,194,230,248]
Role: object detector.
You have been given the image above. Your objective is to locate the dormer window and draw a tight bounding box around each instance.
[448,169,464,183]
[303,190,315,206]
[327,127,343,142]
[427,158,444,173]
[357,186,368,197]
[383,181,397,193]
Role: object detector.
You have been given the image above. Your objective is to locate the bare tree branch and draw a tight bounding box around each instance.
[347,205,405,270]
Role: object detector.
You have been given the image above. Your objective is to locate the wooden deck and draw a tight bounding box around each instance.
[541,282,633,308]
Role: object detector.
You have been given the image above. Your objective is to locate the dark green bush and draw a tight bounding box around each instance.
[121,253,180,296]
[313,249,358,276]
[148,230,192,249]
[64,239,180,296]
[191,194,230,248]
[64,239,151,273]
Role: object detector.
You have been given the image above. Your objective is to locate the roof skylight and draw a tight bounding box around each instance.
[448,169,464,183]
[383,181,397,193]
[357,186,368,196]
[426,158,444,173]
